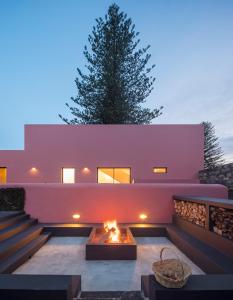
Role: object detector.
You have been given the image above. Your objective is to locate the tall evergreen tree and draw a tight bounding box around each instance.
[59,3,162,124]
[203,121,225,169]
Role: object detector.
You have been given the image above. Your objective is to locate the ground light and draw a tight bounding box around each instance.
[72,214,81,221]
[139,213,148,222]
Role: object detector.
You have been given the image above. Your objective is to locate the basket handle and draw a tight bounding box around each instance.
[160,247,185,280]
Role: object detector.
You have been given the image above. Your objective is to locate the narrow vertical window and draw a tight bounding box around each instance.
[62,168,75,183]
[0,167,7,184]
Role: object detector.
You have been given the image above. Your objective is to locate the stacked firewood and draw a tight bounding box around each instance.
[174,200,206,227]
[210,206,233,240]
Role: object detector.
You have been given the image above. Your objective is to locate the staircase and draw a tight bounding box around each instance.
[0,211,51,273]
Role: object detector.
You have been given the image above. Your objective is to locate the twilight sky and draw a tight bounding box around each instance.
[0,0,233,161]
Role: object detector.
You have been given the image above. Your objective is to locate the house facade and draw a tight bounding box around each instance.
[0,124,204,184]
[0,124,228,223]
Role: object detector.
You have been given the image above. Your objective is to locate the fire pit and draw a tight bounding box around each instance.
[86,220,137,260]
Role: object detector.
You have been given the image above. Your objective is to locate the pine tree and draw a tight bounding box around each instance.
[203,121,225,169]
[59,3,163,124]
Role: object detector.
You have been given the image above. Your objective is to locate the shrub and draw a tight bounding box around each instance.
[229,187,233,200]
[0,188,25,211]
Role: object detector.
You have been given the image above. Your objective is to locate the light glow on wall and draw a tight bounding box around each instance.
[30,167,38,174]
[62,168,75,183]
[82,167,90,174]
[72,213,80,220]
[139,213,148,221]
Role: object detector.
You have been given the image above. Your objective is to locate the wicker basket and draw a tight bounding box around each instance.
[152,247,192,288]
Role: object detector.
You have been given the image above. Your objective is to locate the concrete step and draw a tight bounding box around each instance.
[0,214,29,230]
[167,224,233,274]
[0,274,81,300]
[0,233,51,274]
[0,211,24,222]
[0,218,38,242]
[78,291,144,299]
[78,298,113,300]
[0,225,43,260]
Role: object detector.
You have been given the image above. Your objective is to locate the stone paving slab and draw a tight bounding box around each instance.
[14,237,204,291]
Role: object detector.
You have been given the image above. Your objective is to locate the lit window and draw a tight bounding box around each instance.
[98,168,114,183]
[114,168,131,184]
[62,168,75,183]
[153,167,167,174]
[98,168,131,184]
[0,167,7,184]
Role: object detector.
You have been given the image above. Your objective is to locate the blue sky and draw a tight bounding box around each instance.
[0,0,233,161]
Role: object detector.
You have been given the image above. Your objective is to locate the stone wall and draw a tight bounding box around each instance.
[199,163,233,199]
[174,200,206,227]
[210,206,233,240]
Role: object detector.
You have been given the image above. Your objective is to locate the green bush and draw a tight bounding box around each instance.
[0,188,25,211]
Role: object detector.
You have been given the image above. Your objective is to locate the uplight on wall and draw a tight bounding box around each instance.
[82,167,90,174]
[139,213,148,222]
[72,214,81,220]
[30,167,38,174]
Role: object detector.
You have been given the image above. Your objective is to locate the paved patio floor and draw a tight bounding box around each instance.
[14,237,204,291]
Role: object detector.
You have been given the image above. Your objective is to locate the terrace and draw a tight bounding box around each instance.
[0,192,233,299]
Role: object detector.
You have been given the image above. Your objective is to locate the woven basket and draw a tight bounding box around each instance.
[152,247,192,288]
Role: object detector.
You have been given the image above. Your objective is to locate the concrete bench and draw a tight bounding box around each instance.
[0,274,81,300]
[141,274,233,300]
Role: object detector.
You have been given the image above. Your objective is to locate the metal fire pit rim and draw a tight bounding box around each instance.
[86,226,137,246]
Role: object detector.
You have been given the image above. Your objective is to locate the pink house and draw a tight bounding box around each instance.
[0,124,227,223]
[1,124,204,184]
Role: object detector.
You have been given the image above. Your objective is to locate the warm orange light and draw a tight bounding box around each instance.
[82,167,90,173]
[153,167,167,174]
[0,168,7,184]
[30,167,38,174]
[72,214,81,220]
[104,220,120,243]
[139,213,148,221]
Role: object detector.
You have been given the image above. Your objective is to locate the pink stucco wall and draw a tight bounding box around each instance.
[0,124,204,183]
[1,183,227,223]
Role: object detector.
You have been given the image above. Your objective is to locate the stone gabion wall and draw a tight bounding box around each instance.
[199,163,233,199]
[210,206,233,240]
[174,200,206,227]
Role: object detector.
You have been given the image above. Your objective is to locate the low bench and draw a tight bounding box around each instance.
[141,274,233,300]
[0,274,81,300]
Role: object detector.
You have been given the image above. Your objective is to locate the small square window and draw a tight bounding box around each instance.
[62,168,75,183]
[153,167,167,174]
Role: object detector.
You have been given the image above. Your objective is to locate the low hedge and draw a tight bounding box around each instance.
[0,188,25,211]
[229,187,233,200]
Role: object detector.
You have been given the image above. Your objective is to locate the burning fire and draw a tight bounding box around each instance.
[104,220,120,243]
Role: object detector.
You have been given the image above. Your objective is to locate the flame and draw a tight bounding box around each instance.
[104,220,120,243]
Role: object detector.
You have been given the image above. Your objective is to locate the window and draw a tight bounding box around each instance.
[153,167,167,174]
[62,168,75,183]
[98,168,131,184]
[0,167,7,184]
